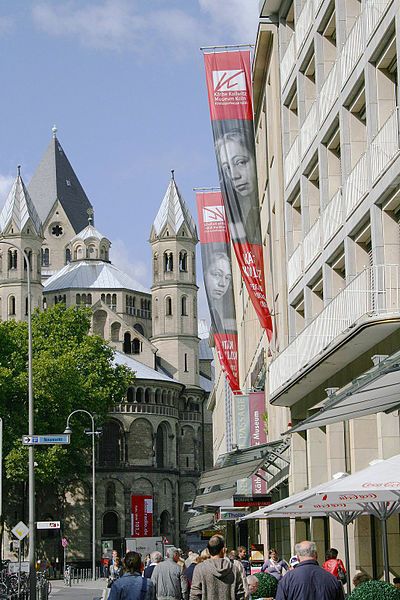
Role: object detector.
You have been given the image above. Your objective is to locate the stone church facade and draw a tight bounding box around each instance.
[0,129,213,560]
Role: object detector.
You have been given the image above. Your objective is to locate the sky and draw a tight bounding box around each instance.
[0,0,260,322]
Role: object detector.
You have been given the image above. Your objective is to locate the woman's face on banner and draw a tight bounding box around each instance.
[220,138,256,198]
[205,255,232,300]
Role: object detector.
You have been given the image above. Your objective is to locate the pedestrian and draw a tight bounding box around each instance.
[108,551,155,600]
[393,577,400,590]
[237,547,251,577]
[185,550,196,569]
[322,548,347,584]
[275,540,344,600]
[109,556,123,586]
[261,548,290,581]
[189,534,245,600]
[228,548,248,597]
[151,547,188,600]
[184,553,199,588]
[353,572,371,588]
[144,551,162,579]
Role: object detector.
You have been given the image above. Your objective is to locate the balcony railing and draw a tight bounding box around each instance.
[112,403,179,418]
[281,34,296,89]
[301,101,318,157]
[322,189,343,246]
[296,0,313,55]
[288,243,303,290]
[269,264,400,396]
[285,135,300,187]
[319,61,339,126]
[303,218,321,269]
[344,152,369,216]
[341,12,364,85]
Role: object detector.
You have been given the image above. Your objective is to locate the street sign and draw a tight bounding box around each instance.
[36,521,60,530]
[9,562,29,574]
[22,434,70,446]
[61,537,69,548]
[11,521,29,540]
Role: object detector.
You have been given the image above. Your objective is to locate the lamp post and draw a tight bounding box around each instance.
[0,240,35,597]
[64,410,100,580]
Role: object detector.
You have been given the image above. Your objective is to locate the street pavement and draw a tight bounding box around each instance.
[50,577,108,600]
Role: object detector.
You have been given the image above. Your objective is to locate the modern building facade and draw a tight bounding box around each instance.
[208,0,400,579]
[0,130,213,561]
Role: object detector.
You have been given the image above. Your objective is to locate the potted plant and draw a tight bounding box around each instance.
[348,580,400,600]
[253,572,278,599]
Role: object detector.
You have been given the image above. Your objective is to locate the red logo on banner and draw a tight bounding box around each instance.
[131,495,153,537]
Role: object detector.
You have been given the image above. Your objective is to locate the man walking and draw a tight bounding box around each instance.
[275,541,344,600]
[151,547,188,600]
[189,535,245,600]
[144,551,162,579]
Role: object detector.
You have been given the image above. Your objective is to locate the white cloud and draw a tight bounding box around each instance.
[110,238,149,291]
[32,0,260,53]
[0,174,14,205]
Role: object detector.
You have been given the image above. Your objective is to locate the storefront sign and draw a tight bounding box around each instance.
[233,495,272,507]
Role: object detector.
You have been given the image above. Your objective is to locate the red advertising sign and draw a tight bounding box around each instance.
[197,191,240,393]
[249,391,268,495]
[131,495,153,537]
[204,50,273,339]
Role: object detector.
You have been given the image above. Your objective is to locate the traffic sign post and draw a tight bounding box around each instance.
[22,434,70,446]
[11,521,29,541]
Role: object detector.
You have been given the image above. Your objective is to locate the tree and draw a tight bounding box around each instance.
[0,304,134,526]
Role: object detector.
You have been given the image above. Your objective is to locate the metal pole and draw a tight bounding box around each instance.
[343,522,351,594]
[92,418,96,581]
[381,518,390,582]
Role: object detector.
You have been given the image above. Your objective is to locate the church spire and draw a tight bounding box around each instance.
[0,167,42,236]
[150,174,197,241]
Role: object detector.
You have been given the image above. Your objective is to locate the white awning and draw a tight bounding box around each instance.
[288,356,400,434]
[185,513,216,533]
[193,486,237,509]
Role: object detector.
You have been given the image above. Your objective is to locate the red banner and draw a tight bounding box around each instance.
[131,495,153,537]
[197,191,240,393]
[249,392,268,494]
[204,50,273,339]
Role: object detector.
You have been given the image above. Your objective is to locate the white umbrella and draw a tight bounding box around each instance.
[243,473,363,592]
[317,454,400,582]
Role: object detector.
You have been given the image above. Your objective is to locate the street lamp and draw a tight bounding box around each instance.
[64,410,101,580]
[0,240,35,598]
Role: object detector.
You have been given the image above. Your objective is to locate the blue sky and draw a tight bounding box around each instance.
[0,0,259,320]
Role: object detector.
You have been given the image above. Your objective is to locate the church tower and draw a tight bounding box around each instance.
[150,173,199,387]
[0,168,43,321]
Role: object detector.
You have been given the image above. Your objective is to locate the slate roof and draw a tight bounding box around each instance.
[114,351,179,383]
[152,177,197,238]
[28,132,93,233]
[43,260,149,293]
[0,173,42,235]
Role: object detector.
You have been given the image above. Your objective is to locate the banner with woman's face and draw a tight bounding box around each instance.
[196,191,240,393]
[203,49,273,340]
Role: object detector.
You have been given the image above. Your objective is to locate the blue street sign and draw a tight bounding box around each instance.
[22,434,70,445]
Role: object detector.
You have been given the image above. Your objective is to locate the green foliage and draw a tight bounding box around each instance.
[0,304,134,508]
[253,572,278,598]
[348,580,400,600]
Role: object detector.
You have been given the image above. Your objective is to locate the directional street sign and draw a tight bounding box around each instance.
[11,521,29,540]
[22,434,70,446]
[61,537,69,548]
[37,521,60,530]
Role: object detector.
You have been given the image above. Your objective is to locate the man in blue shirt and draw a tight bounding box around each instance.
[109,552,155,600]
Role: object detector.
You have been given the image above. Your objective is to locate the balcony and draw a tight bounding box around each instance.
[303,219,321,270]
[281,35,296,89]
[322,189,343,246]
[296,0,313,55]
[319,61,339,126]
[288,243,303,289]
[300,102,318,157]
[285,136,300,187]
[269,264,400,405]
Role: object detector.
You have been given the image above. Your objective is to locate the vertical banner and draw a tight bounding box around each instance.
[235,395,250,449]
[203,50,273,339]
[249,391,268,494]
[197,190,240,393]
[131,495,153,537]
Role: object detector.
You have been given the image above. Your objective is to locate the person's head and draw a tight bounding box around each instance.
[237,546,247,560]
[189,553,199,564]
[199,548,211,562]
[114,557,121,566]
[353,572,371,588]
[112,550,118,559]
[205,252,232,301]
[216,130,256,198]
[269,548,279,561]
[150,551,162,564]
[208,535,225,558]
[247,575,259,594]
[228,550,237,562]
[166,547,180,562]
[295,541,317,562]
[393,577,400,589]
[325,548,338,560]
[123,552,142,574]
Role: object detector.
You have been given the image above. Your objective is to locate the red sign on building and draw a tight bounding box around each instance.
[131,495,153,537]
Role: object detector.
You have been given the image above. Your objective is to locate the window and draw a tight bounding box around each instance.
[181,296,187,316]
[106,482,116,507]
[8,250,17,270]
[164,252,173,272]
[8,296,16,316]
[102,512,119,536]
[65,248,71,264]
[166,297,172,316]
[184,353,188,372]
[51,224,63,237]
[123,332,132,354]
[134,323,144,336]
[41,248,49,267]
[24,251,32,271]
[132,338,141,354]
[179,251,188,272]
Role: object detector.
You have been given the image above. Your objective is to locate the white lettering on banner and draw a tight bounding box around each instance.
[253,411,260,444]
